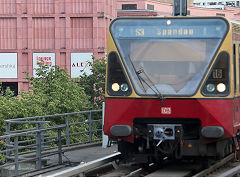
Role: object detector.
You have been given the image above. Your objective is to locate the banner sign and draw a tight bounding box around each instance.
[71,53,93,78]
[33,53,55,78]
[0,53,17,78]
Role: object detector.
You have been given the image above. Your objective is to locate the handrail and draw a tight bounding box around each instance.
[0,125,66,140]
[0,125,66,177]
[4,109,101,122]
[1,109,103,177]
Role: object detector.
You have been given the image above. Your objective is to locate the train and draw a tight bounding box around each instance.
[104,16,240,162]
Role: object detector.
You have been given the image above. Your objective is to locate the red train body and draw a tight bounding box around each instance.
[104,16,240,160]
[105,99,235,142]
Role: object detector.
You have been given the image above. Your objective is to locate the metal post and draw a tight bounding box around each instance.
[65,116,70,146]
[102,102,109,148]
[180,0,183,16]
[40,118,44,143]
[36,122,44,150]
[173,0,176,16]
[36,131,41,170]
[6,122,10,158]
[57,129,63,165]
[88,112,92,142]
[14,136,19,176]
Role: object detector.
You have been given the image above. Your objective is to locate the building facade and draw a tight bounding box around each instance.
[0,0,116,92]
[193,0,240,9]
[1,0,240,93]
[117,0,240,20]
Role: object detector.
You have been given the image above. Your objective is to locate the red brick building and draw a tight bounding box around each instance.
[0,0,239,92]
[117,0,240,20]
[0,0,116,92]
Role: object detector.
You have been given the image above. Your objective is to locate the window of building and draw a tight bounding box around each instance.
[122,4,137,10]
[209,2,217,5]
[239,44,240,92]
[147,4,154,10]
[216,13,225,16]
[226,1,235,6]
[1,82,18,96]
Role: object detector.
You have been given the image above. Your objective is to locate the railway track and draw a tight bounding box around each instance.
[193,153,239,177]
[45,153,240,177]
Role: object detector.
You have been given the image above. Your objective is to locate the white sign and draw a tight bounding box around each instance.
[0,53,17,78]
[71,53,93,78]
[161,107,172,114]
[33,53,55,78]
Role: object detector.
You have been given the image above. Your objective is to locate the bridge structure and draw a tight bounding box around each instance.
[2,106,240,177]
[0,108,106,177]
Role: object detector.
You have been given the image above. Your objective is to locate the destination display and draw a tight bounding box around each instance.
[112,18,228,39]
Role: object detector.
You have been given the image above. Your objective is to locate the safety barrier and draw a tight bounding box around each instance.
[0,109,102,177]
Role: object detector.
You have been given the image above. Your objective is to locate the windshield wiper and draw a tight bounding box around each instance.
[128,55,146,92]
[127,55,164,106]
[136,68,165,107]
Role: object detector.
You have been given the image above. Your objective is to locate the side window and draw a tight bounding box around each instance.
[239,44,240,92]
[233,44,236,93]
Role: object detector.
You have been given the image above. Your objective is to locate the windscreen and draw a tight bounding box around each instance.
[110,18,228,96]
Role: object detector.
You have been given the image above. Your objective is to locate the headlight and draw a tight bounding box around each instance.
[206,83,215,92]
[112,83,120,92]
[120,83,129,92]
[217,83,226,92]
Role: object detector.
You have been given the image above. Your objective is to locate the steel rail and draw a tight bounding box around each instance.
[49,152,121,177]
[193,153,235,177]
[218,164,240,177]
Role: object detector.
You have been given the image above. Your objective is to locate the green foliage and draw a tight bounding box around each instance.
[79,57,106,108]
[28,64,90,114]
[0,60,105,163]
[0,64,90,134]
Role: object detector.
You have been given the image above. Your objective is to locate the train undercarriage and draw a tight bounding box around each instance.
[116,118,234,163]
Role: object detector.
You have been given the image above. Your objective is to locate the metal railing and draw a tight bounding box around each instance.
[0,109,102,177]
[0,125,65,177]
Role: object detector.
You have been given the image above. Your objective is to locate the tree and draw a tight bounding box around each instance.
[79,57,106,108]
[0,65,91,134]
[28,64,91,114]
[0,65,91,161]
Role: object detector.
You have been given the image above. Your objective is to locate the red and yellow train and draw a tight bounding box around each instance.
[104,16,240,161]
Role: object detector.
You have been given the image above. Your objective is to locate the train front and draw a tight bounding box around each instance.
[104,17,234,160]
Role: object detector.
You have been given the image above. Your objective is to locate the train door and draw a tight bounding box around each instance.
[234,43,240,127]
